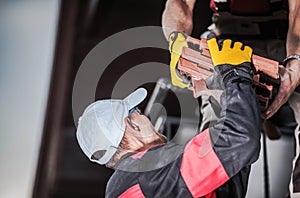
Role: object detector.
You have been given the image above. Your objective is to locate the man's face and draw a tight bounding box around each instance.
[124,108,167,143]
[125,110,157,138]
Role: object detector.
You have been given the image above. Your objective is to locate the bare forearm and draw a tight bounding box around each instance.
[287,0,300,56]
[265,0,300,118]
[286,0,300,86]
[162,0,196,40]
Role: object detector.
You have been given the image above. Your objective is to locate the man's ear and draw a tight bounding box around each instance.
[124,118,131,131]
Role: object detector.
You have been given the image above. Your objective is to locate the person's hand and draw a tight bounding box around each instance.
[205,33,254,89]
[264,60,300,119]
[168,31,190,88]
[207,34,253,67]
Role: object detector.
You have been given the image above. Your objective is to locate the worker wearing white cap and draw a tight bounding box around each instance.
[76,35,261,198]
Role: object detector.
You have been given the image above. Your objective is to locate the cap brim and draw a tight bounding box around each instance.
[123,88,147,109]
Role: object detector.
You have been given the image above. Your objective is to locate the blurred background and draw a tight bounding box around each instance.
[0,0,296,198]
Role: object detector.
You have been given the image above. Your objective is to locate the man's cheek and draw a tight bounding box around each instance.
[134,116,150,125]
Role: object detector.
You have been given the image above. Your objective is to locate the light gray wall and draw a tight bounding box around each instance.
[0,0,60,197]
[247,135,295,198]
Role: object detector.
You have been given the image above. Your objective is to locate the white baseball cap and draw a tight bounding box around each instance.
[76,88,148,165]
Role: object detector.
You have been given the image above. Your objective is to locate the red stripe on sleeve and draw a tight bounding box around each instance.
[206,191,217,198]
[118,184,145,198]
[180,129,229,197]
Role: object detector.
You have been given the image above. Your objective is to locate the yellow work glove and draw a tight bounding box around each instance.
[169,31,189,88]
[207,34,253,66]
[205,33,254,89]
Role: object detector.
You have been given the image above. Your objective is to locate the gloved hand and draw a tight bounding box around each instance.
[205,33,254,89]
[168,31,190,88]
